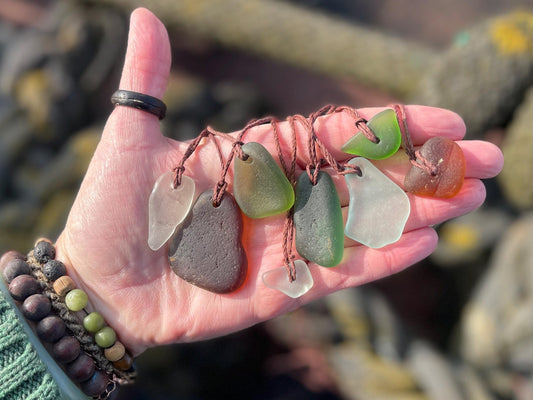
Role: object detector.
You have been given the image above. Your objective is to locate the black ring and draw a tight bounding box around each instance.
[111,90,167,120]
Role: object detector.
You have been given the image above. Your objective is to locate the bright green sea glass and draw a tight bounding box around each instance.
[341,109,402,160]
[294,171,344,267]
[234,142,294,218]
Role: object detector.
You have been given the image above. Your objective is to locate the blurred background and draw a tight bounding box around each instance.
[0,0,532,399]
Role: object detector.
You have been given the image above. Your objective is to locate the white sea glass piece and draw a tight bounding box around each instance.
[344,157,410,248]
[262,260,313,298]
[148,171,195,251]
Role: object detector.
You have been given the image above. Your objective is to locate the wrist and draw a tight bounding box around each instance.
[1,239,136,398]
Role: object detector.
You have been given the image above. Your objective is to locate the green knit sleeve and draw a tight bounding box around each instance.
[0,291,61,400]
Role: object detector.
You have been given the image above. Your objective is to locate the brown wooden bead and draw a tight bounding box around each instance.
[113,352,133,371]
[67,353,95,382]
[53,275,76,297]
[52,336,81,363]
[37,315,66,343]
[0,250,26,271]
[21,294,51,321]
[80,371,109,397]
[9,274,40,301]
[104,341,125,362]
[2,258,30,283]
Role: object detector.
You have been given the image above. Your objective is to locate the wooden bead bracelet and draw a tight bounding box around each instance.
[1,239,136,399]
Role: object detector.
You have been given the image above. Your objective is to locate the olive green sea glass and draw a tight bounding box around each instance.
[234,142,294,218]
[341,109,402,160]
[294,171,344,267]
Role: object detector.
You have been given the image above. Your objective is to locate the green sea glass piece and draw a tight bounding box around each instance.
[294,171,344,267]
[262,260,313,298]
[344,158,410,248]
[234,142,294,218]
[341,109,402,160]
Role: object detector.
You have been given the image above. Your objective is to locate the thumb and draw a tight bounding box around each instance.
[104,8,171,147]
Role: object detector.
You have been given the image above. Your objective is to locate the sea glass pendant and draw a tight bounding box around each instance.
[405,137,465,198]
[294,171,344,267]
[148,171,195,251]
[344,158,410,248]
[169,190,247,294]
[233,142,295,218]
[341,109,402,160]
[262,260,313,298]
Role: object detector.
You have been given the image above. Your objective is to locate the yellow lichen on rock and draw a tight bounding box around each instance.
[490,11,533,55]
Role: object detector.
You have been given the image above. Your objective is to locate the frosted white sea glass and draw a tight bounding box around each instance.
[148,171,195,251]
[262,260,313,298]
[344,158,410,248]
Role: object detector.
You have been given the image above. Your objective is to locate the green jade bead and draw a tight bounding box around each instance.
[83,312,105,333]
[65,289,88,312]
[95,326,116,348]
[293,171,344,267]
[341,109,402,160]
[234,142,294,218]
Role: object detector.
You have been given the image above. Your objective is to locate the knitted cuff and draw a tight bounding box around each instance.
[0,290,61,400]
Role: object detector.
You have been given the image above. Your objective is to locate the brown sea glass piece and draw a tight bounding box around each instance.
[404,137,465,198]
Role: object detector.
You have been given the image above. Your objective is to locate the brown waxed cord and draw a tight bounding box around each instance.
[391,104,438,176]
[171,104,394,282]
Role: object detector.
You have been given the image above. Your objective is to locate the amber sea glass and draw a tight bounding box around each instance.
[404,137,465,198]
[233,142,294,218]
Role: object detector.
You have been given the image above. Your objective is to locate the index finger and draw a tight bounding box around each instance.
[314,105,466,160]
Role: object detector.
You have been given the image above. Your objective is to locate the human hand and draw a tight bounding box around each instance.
[52,8,503,356]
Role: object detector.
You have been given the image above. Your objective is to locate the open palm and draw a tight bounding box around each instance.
[54,8,503,356]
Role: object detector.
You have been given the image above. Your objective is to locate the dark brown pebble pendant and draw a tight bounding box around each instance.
[169,190,247,294]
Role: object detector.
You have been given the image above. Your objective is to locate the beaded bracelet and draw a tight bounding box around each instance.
[1,239,136,399]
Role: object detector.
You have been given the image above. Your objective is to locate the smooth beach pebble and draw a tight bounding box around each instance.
[169,191,247,294]
[405,137,465,198]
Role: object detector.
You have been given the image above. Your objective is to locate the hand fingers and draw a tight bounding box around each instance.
[314,105,466,160]
[230,105,466,165]
[103,8,171,149]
